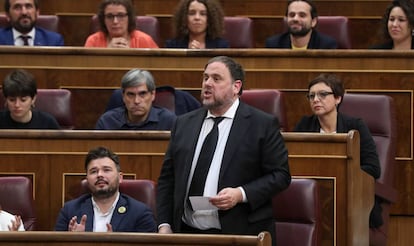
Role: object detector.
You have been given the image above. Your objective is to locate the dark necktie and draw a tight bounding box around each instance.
[188,117,225,208]
[20,35,30,46]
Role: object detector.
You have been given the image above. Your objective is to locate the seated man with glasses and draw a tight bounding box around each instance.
[293,73,383,229]
[95,68,176,130]
[85,0,158,48]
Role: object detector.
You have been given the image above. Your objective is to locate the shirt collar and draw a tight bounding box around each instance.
[91,191,120,216]
[12,28,36,43]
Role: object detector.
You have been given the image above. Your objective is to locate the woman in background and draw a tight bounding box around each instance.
[0,69,60,129]
[165,0,229,49]
[294,73,383,228]
[371,0,414,49]
[85,0,158,48]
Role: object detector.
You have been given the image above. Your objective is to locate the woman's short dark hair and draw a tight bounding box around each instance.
[3,69,37,98]
[97,0,136,36]
[308,73,344,106]
[172,0,225,40]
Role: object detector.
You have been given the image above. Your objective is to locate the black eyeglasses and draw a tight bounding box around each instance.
[104,13,128,21]
[306,91,334,101]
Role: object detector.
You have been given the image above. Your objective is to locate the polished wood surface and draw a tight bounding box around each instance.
[0,130,373,245]
[0,231,271,246]
[12,0,390,16]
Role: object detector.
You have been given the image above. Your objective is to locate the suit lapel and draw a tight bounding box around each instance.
[110,195,127,231]
[80,197,94,231]
[179,110,207,192]
[219,103,251,181]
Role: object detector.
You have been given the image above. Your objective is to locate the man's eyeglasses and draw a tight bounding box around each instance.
[104,13,128,21]
[306,91,334,101]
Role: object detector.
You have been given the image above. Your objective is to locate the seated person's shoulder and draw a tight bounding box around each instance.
[165,38,187,48]
[313,31,337,49]
[35,27,64,46]
[265,32,290,48]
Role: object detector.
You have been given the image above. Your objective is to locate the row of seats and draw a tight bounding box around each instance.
[0,175,319,246]
[0,14,351,48]
[0,88,398,245]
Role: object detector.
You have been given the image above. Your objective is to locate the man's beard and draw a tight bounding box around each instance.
[92,184,118,199]
[288,25,312,37]
[13,16,35,33]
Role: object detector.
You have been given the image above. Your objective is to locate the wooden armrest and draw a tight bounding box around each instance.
[375,181,398,203]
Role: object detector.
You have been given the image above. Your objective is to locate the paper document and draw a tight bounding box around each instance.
[189,196,218,211]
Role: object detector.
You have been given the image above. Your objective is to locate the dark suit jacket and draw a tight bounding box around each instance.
[0,27,64,46]
[294,112,380,178]
[293,112,383,228]
[157,102,291,238]
[369,38,414,49]
[54,193,156,232]
[165,36,229,48]
[265,30,337,49]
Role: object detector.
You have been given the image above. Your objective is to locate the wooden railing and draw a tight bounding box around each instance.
[0,130,372,245]
[0,231,271,246]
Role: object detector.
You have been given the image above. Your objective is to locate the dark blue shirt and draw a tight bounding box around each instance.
[95,106,176,130]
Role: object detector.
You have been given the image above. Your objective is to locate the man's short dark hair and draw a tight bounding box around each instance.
[84,146,121,172]
[205,56,245,96]
[286,0,318,19]
[4,0,39,13]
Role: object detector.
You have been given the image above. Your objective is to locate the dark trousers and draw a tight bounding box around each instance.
[180,222,222,234]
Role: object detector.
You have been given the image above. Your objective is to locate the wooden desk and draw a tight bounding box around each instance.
[0,47,411,217]
[0,130,372,245]
[0,231,271,246]
[17,0,390,17]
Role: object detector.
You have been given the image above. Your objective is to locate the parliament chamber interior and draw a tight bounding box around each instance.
[0,1,412,245]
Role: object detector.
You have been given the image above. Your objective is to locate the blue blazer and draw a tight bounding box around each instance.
[0,27,64,46]
[54,193,157,232]
[265,30,337,49]
[165,36,229,48]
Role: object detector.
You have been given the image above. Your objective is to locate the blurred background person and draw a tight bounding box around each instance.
[0,206,24,231]
[85,0,158,48]
[165,0,229,49]
[265,0,337,49]
[0,69,60,129]
[0,0,64,46]
[95,69,176,130]
[370,0,414,49]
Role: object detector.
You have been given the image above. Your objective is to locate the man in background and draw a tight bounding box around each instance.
[0,0,64,46]
[265,0,337,49]
[55,146,156,232]
[96,69,176,130]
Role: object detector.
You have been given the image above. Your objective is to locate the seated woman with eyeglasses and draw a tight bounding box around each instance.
[85,0,158,48]
[293,73,383,228]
